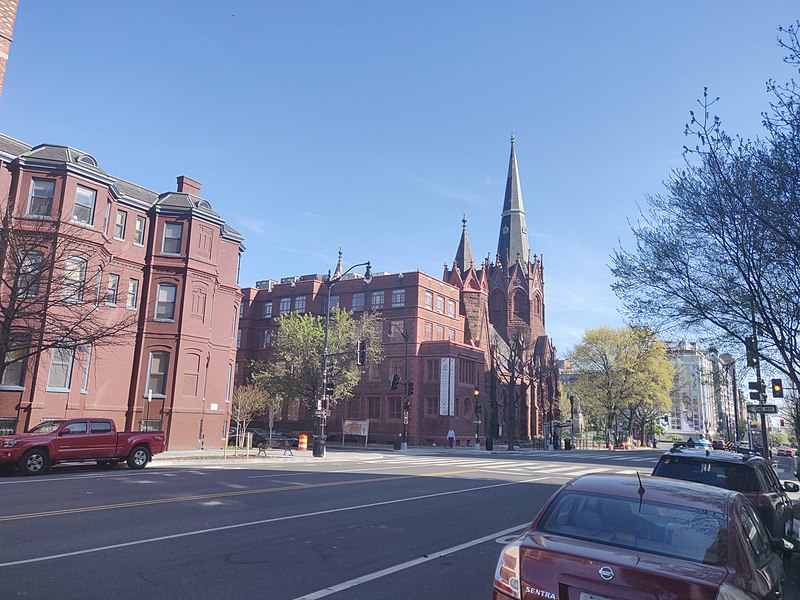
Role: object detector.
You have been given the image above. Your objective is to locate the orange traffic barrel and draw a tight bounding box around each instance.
[298,434,308,451]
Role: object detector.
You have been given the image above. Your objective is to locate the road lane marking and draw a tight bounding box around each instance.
[0,476,550,568]
[294,523,531,599]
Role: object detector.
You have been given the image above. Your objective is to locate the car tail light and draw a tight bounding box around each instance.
[493,539,522,599]
[715,582,754,600]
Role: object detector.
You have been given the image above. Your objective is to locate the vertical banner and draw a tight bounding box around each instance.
[439,358,455,416]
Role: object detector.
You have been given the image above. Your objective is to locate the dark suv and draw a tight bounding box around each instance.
[652,445,799,541]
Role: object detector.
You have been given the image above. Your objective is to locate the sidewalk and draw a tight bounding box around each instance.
[151,446,386,466]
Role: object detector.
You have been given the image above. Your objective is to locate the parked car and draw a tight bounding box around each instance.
[228,427,299,447]
[492,474,796,600]
[652,445,799,542]
[777,446,794,457]
[0,418,165,475]
[711,439,726,450]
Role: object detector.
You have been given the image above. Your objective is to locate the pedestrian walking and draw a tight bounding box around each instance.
[447,427,456,450]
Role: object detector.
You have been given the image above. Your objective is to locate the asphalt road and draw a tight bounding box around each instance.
[0,449,797,599]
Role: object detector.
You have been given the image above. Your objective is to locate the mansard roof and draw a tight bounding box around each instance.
[0,132,243,242]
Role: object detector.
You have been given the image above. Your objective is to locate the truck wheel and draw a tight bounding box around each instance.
[127,446,150,470]
[19,449,49,476]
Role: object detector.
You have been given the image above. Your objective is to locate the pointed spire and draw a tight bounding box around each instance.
[454,213,476,274]
[333,247,344,279]
[496,134,531,271]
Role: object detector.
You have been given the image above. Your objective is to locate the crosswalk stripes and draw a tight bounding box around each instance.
[371,455,655,480]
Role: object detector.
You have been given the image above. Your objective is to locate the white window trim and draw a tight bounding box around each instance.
[155,283,177,322]
[133,216,146,247]
[146,351,169,397]
[126,279,139,310]
[26,178,55,218]
[114,209,127,241]
[46,346,75,392]
[161,222,183,255]
[105,273,119,307]
[80,345,92,393]
[72,185,97,227]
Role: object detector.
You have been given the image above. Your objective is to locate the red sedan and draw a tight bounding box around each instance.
[493,474,793,600]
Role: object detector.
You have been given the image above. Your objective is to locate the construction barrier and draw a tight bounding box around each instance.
[298,434,308,451]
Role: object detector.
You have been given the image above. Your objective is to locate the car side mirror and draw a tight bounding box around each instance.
[783,481,800,493]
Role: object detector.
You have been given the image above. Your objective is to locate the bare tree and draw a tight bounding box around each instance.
[0,194,136,390]
[229,384,271,450]
[490,326,536,451]
[611,25,800,392]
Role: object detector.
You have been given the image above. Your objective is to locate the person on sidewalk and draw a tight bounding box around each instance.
[447,428,456,450]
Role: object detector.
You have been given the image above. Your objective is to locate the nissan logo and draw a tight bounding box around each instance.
[599,566,615,581]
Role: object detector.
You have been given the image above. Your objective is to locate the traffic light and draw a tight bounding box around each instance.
[745,336,758,367]
[749,380,765,401]
[390,374,400,391]
[405,381,414,396]
[475,401,482,416]
[356,340,367,366]
[780,419,786,427]
[404,399,412,412]
[325,381,334,396]
[473,386,480,397]
[772,378,784,398]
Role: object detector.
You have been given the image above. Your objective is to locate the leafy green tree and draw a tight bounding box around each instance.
[568,326,674,445]
[250,307,382,410]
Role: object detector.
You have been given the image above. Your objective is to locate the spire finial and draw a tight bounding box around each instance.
[510,133,515,148]
[462,213,467,231]
[333,246,344,278]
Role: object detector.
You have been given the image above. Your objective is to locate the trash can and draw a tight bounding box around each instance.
[564,438,572,451]
[393,437,402,450]
[312,435,326,457]
[485,437,494,451]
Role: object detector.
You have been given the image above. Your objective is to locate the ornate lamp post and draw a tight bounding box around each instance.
[315,260,372,458]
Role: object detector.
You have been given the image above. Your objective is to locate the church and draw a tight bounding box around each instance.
[236,136,560,447]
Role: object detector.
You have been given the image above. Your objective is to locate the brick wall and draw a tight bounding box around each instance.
[0,0,19,97]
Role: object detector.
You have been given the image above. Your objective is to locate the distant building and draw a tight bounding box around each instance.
[0,0,18,98]
[664,341,737,440]
[0,133,244,450]
[237,137,560,446]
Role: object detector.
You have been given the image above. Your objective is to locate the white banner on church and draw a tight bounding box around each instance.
[439,357,455,416]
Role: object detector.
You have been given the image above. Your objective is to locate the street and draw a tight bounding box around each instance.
[1,448,798,599]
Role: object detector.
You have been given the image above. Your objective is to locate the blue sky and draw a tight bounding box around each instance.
[1,1,798,353]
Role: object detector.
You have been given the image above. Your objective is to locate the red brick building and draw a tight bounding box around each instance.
[238,137,559,446]
[0,133,243,450]
[0,0,18,98]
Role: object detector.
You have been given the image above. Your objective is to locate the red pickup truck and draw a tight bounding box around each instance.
[0,418,166,475]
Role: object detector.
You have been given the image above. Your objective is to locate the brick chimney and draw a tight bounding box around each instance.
[176,175,202,196]
[0,0,20,98]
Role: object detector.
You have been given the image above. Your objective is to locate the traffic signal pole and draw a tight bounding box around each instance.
[749,300,770,460]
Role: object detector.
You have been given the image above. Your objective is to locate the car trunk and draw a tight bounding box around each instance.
[519,534,726,600]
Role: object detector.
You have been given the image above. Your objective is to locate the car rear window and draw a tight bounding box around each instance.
[653,457,760,493]
[538,491,727,565]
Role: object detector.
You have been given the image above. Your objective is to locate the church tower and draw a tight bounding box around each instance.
[447,135,559,443]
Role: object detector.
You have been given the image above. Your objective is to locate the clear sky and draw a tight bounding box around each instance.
[1,1,798,353]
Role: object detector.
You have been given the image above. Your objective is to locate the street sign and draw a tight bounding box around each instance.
[472,419,482,424]
[746,404,778,414]
[315,409,330,417]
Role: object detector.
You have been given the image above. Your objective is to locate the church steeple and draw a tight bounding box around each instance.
[496,134,530,271]
[333,247,344,279]
[454,214,475,274]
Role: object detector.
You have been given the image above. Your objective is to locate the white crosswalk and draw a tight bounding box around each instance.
[371,455,655,479]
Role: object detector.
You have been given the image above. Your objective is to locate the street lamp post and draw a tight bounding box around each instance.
[316,260,372,458]
[473,386,481,449]
[389,324,410,450]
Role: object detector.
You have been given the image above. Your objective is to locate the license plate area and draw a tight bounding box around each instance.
[580,594,617,600]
